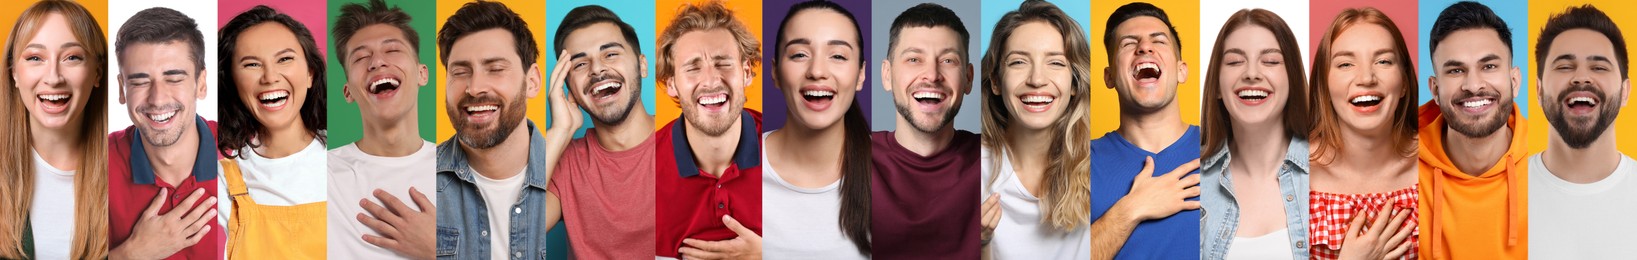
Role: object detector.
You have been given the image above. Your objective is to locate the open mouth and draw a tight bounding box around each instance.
[912,91,946,105]
[589,80,623,100]
[147,110,178,125]
[1348,93,1384,113]
[697,93,728,111]
[37,93,71,114]
[1564,93,1600,115]
[1018,93,1054,112]
[1234,88,1270,106]
[799,86,836,111]
[1134,62,1161,83]
[1455,96,1496,114]
[463,104,499,124]
[369,77,401,95]
[258,90,291,110]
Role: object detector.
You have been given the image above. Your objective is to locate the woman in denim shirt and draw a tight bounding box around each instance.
[1199,8,1312,260]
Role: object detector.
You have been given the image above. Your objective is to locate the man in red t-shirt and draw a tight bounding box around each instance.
[650,1,764,259]
[537,5,659,259]
[106,7,224,260]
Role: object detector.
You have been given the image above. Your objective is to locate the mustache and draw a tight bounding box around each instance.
[1558,81,1606,100]
[457,93,505,108]
[136,103,184,113]
[1452,88,1502,103]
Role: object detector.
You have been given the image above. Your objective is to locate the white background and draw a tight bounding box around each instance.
[106,0,218,133]
[1199,0,1312,99]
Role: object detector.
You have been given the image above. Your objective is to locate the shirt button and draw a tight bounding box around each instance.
[514,207,521,214]
[1220,230,1228,239]
[1285,195,1295,201]
[718,203,725,209]
[481,230,488,236]
[717,184,722,188]
[1297,241,1306,248]
[514,251,522,258]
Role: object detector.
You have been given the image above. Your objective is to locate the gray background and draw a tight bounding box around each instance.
[870,0,983,133]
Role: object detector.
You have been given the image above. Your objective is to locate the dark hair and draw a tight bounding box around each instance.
[771,0,870,255]
[554,5,642,58]
[1309,7,1419,163]
[115,7,205,73]
[1202,9,1311,157]
[1103,2,1182,59]
[438,0,538,69]
[334,0,421,71]
[887,3,969,58]
[977,0,1091,232]
[1535,4,1628,79]
[216,5,328,158]
[1430,1,1512,59]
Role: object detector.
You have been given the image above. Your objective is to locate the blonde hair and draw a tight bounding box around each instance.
[0,1,110,259]
[656,0,761,95]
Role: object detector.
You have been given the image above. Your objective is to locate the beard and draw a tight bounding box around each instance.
[1440,89,1512,137]
[580,73,640,126]
[451,89,528,149]
[679,83,742,137]
[135,103,189,147]
[1543,82,1620,149]
[893,82,961,133]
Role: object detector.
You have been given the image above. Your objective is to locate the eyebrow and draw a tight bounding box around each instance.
[25,42,85,51]
[163,69,188,76]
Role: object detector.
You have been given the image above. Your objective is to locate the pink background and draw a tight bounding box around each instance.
[1309,0,1418,72]
[218,0,328,57]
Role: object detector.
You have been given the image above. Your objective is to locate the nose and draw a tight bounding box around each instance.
[591,57,609,78]
[1571,67,1595,86]
[368,55,388,72]
[259,65,282,86]
[42,62,62,86]
[804,57,829,81]
[464,72,493,97]
[1357,64,1380,88]
[1025,64,1048,88]
[1136,41,1154,56]
[1242,61,1263,83]
[1459,69,1488,93]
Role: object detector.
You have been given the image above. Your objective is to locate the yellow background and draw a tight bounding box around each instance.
[653,0,762,131]
[0,0,110,65]
[434,0,548,143]
[1089,0,1201,136]
[1526,0,1637,155]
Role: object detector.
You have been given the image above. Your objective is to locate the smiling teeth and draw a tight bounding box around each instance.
[149,111,176,122]
[466,105,497,112]
[1351,95,1381,103]
[803,90,834,97]
[39,94,68,101]
[594,82,620,93]
[1462,99,1492,108]
[699,95,727,105]
[259,91,288,101]
[1021,95,1053,103]
[1236,90,1268,98]
[371,78,400,91]
[1570,97,1597,105]
[913,92,945,99]
[1136,63,1158,71]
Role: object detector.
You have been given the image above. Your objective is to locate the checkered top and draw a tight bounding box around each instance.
[1308,186,1420,259]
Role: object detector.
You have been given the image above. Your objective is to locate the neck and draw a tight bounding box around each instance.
[1442,124,1512,176]
[591,105,655,152]
[464,121,532,180]
[1004,126,1051,194]
[356,112,423,157]
[685,117,744,176]
[29,119,85,171]
[1329,124,1406,174]
[1543,131,1621,183]
[1227,119,1289,178]
[893,116,955,156]
[253,120,315,159]
[772,117,846,173]
[1115,105,1186,153]
[146,122,202,186]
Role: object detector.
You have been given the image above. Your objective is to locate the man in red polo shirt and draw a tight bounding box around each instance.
[105,7,224,260]
[651,1,763,259]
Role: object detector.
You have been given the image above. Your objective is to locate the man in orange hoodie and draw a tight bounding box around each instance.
[1417,2,1528,259]
[1527,5,1635,259]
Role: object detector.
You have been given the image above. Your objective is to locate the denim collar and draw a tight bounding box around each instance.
[436,120,550,189]
[1203,137,1310,174]
[129,116,218,184]
[670,110,760,178]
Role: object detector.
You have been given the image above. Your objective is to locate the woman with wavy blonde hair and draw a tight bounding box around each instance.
[977,0,1091,258]
[0,0,110,259]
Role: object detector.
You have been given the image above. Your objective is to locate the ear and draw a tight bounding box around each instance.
[1534,75,1545,106]
[853,64,866,92]
[665,79,679,98]
[880,60,893,92]
[525,62,542,99]
[741,60,755,87]
[1427,76,1439,105]
[1621,78,1631,109]
[1175,60,1189,84]
[116,75,127,104]
[639,54,650,78]
[961,63,974,95]
[343,82,355,103]
[418,63,430,86]
[1510,66,1522,99]
[1103,67,1116,89]
[195,72,208,100]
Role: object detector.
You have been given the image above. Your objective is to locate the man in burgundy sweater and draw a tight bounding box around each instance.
[869,3,983,259]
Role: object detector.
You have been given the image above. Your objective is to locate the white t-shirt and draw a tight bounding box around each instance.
[1529,154,1637,259]
[29,150,74,260]
[327,141,438,259]
[1224,228,1294,260]
[759,131,869,260]
[219,138,329,228]
[473,167,527,260]
[979,148,1092,259]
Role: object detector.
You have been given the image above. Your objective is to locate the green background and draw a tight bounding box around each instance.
[325,0,439,149]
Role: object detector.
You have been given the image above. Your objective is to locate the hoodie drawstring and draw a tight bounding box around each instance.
[1506,154,1518,246]
[1432,168,1444,259]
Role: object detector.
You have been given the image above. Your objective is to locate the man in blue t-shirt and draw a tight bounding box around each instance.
[1089,2,1203,259]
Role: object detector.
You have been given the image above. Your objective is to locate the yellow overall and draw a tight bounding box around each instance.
[222,160,327,259]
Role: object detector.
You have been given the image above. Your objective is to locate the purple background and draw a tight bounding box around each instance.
[761,0,872,132]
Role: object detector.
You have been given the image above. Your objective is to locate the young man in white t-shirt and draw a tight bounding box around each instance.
[324,0,438,258]
[1528,5,1637,259]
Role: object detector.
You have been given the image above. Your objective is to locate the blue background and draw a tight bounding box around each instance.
[1416,0,1531,116]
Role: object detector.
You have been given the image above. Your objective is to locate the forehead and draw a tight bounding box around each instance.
[1433,28,1508,59]
[564,22,630,50]
[448,28,521,61]
[671,29,739,56]
[784,9,857,43]
[1331,23,1394,52]
[892,26,960,54]
[1006,21,1062,51]
[237,23,299,51]
[24,13,74,42]
[1114,16,1171,40]
[348,24,411,49]
[1224,25,1276,48]
[121,41,194,69]
[1547,29,1617,60]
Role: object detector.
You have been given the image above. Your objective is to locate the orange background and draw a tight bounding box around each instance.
[1526,0,1637,155]
[653,0,763,131]
[434,0,548,142]
[1089,0,1201,135]
[0,0,111,62]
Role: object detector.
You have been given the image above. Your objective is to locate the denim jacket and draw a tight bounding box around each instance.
[436,120,552,259]
[1201,137,1310,259]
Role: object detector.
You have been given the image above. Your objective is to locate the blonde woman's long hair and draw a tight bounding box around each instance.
[979,0,1092,232]
[0,0,110,259]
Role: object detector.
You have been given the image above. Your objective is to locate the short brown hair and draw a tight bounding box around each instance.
[333,0,421,70]
[655,0,761,84]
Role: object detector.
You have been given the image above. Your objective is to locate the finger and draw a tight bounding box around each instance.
[357,212,403,239]
[984,203,1002,228]
[1379,208,1410,242]
[550,51,573,89]
[1138,157,1156,178]
[181,197,218,224]
[184,224,212,245]
[1385,239,1412,258]
[678,246,725,260]
[361,198,406,227]
[142,188,169,218]
[362,234,402,251]
[1182,186,1201,199]
[682,238,732,253]
[1384,210,1415,246]
[1344,209,1367,239]
[1181,201,1201,210]
[1163,159,1202,179]
[1178,174,1201,188]
[722,215,758,239]
[170,188,207,218]
[1367,207,1392,238]
[183,208,218,234]
[409,187,435,213]
[374,189,414,217]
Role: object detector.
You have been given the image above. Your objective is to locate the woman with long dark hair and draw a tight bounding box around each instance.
[976,0,1092,258]
[215,5,328,258]
[0,1,109,258]
[760,0,871,258]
